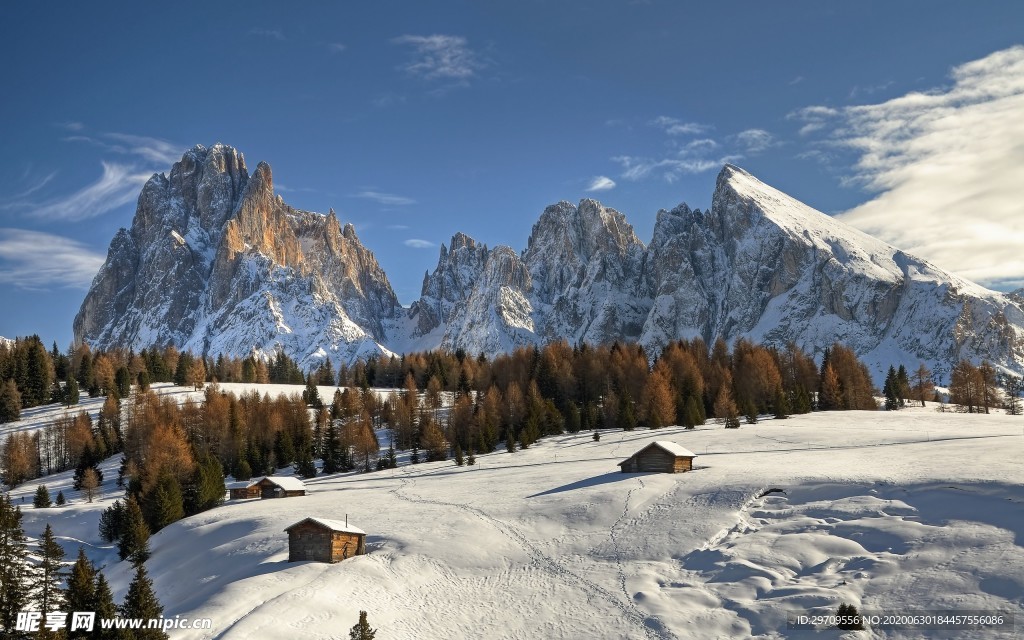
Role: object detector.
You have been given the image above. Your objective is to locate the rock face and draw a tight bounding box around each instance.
[417,165,1024,380]
[74,144,402,367]
[76,148,1024,379]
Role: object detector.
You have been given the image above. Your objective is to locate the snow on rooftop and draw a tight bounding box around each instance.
[651,441,697,458]
[258,476,307,491]
[286,517,365,535]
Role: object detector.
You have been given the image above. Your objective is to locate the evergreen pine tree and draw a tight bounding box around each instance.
[454,443,464,466]
[349,610,376,640]
[836,603,865,630]
[55,491,66,506]
[92,572,119,639]
[773,388,790,420]
[115,366,132,398]
[0,494,33,631]
[65,548,96,638]
[386,443,397,469]
[65,376,80,406]
[883,365,899,410]
[34,484,51,508]
[34,523,67,615]
[120,564,168,640]
[467,449,475,466]
[896,364,910,407]
[592,430,600,441]
[99,500,126,543]
[144,471,184,532]
[411,445,421,462]
[0,379,21,423]
[295,445,317,478]
[235,458,252,481]
[118,496,151,566]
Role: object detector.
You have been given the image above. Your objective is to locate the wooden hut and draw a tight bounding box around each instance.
[285,517,366,563]
[617,441,696,473]
[227,479,260,500]
[227,476,306,499]
[255,476,306,498]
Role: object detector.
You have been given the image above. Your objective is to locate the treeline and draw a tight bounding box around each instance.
[0,494,169,639]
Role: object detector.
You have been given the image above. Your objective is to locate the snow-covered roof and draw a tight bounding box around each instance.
[258,476,307,491]
[650,441,697,458]
[225,480,258,490]
[285,517,365,535]
[619,441,697,465]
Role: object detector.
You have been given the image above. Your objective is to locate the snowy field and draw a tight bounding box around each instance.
[6,387,1024,639]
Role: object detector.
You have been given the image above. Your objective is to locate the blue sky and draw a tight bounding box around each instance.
[2,2,1023,349]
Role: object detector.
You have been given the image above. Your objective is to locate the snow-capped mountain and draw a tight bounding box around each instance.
[418,165,1024,379]
[74,144,402,368]
[76,147,1024,379]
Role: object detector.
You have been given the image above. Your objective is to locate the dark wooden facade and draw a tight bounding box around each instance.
[229,484,259,500]
[618,442,695,473]
[286,518,366,563]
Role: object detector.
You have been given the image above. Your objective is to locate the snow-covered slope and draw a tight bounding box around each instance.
[74,145,402,369]
[12,404,1024,639]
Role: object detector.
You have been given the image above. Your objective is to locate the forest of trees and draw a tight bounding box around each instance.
[1,333,1022,636]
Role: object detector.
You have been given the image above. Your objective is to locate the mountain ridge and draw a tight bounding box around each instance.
[74,144,1024,380]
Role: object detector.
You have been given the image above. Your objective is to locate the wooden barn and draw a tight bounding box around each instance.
[285,517,366,563]
[618,441,696,473]
[227,476,306,500]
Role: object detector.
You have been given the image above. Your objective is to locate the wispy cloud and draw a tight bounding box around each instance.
[613,155,741,183]
[650,116,710,136]
[734,128,776,154]
[3,162,150,221]
[249,28,285,41]
[54,121,84,131]
[64,132,183,166]
[9,172,58,200]
[0,228,104,290]
[327,42,347,53]
[786,105,840,136]
[788,76,805,86]
[354,190,416,206]
[585,176,616,192]
[848,80,894,99]
[804,45,1024,288]
[392,34,484,82]
[403,238,435,249]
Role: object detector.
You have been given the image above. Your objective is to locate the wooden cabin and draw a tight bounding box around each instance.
[618,441,696,473]
[227,479,260,500]
[285,517,366,563]
[255,476,306,498]
[228,476,306,499]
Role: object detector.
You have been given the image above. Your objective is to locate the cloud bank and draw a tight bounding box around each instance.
[808,46,1024,289]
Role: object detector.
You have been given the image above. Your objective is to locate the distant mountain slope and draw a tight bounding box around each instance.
[75,147,1024,379]
[416,165,1024,380]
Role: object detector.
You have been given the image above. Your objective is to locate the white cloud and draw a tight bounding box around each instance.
[735,129,775,153]
[354,190,416,206]
[392,34,484,81]
[387,224,410,230]
[650,116,710,136]
[65,132,183,166]
[327,43,347,53]
[0,228,104,290]
[613,155,741,183]
[9,162,151,221]
[821,46,1024,288]
[787,105,840,137]
[586,176,616,192]
[403,239,435,249]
